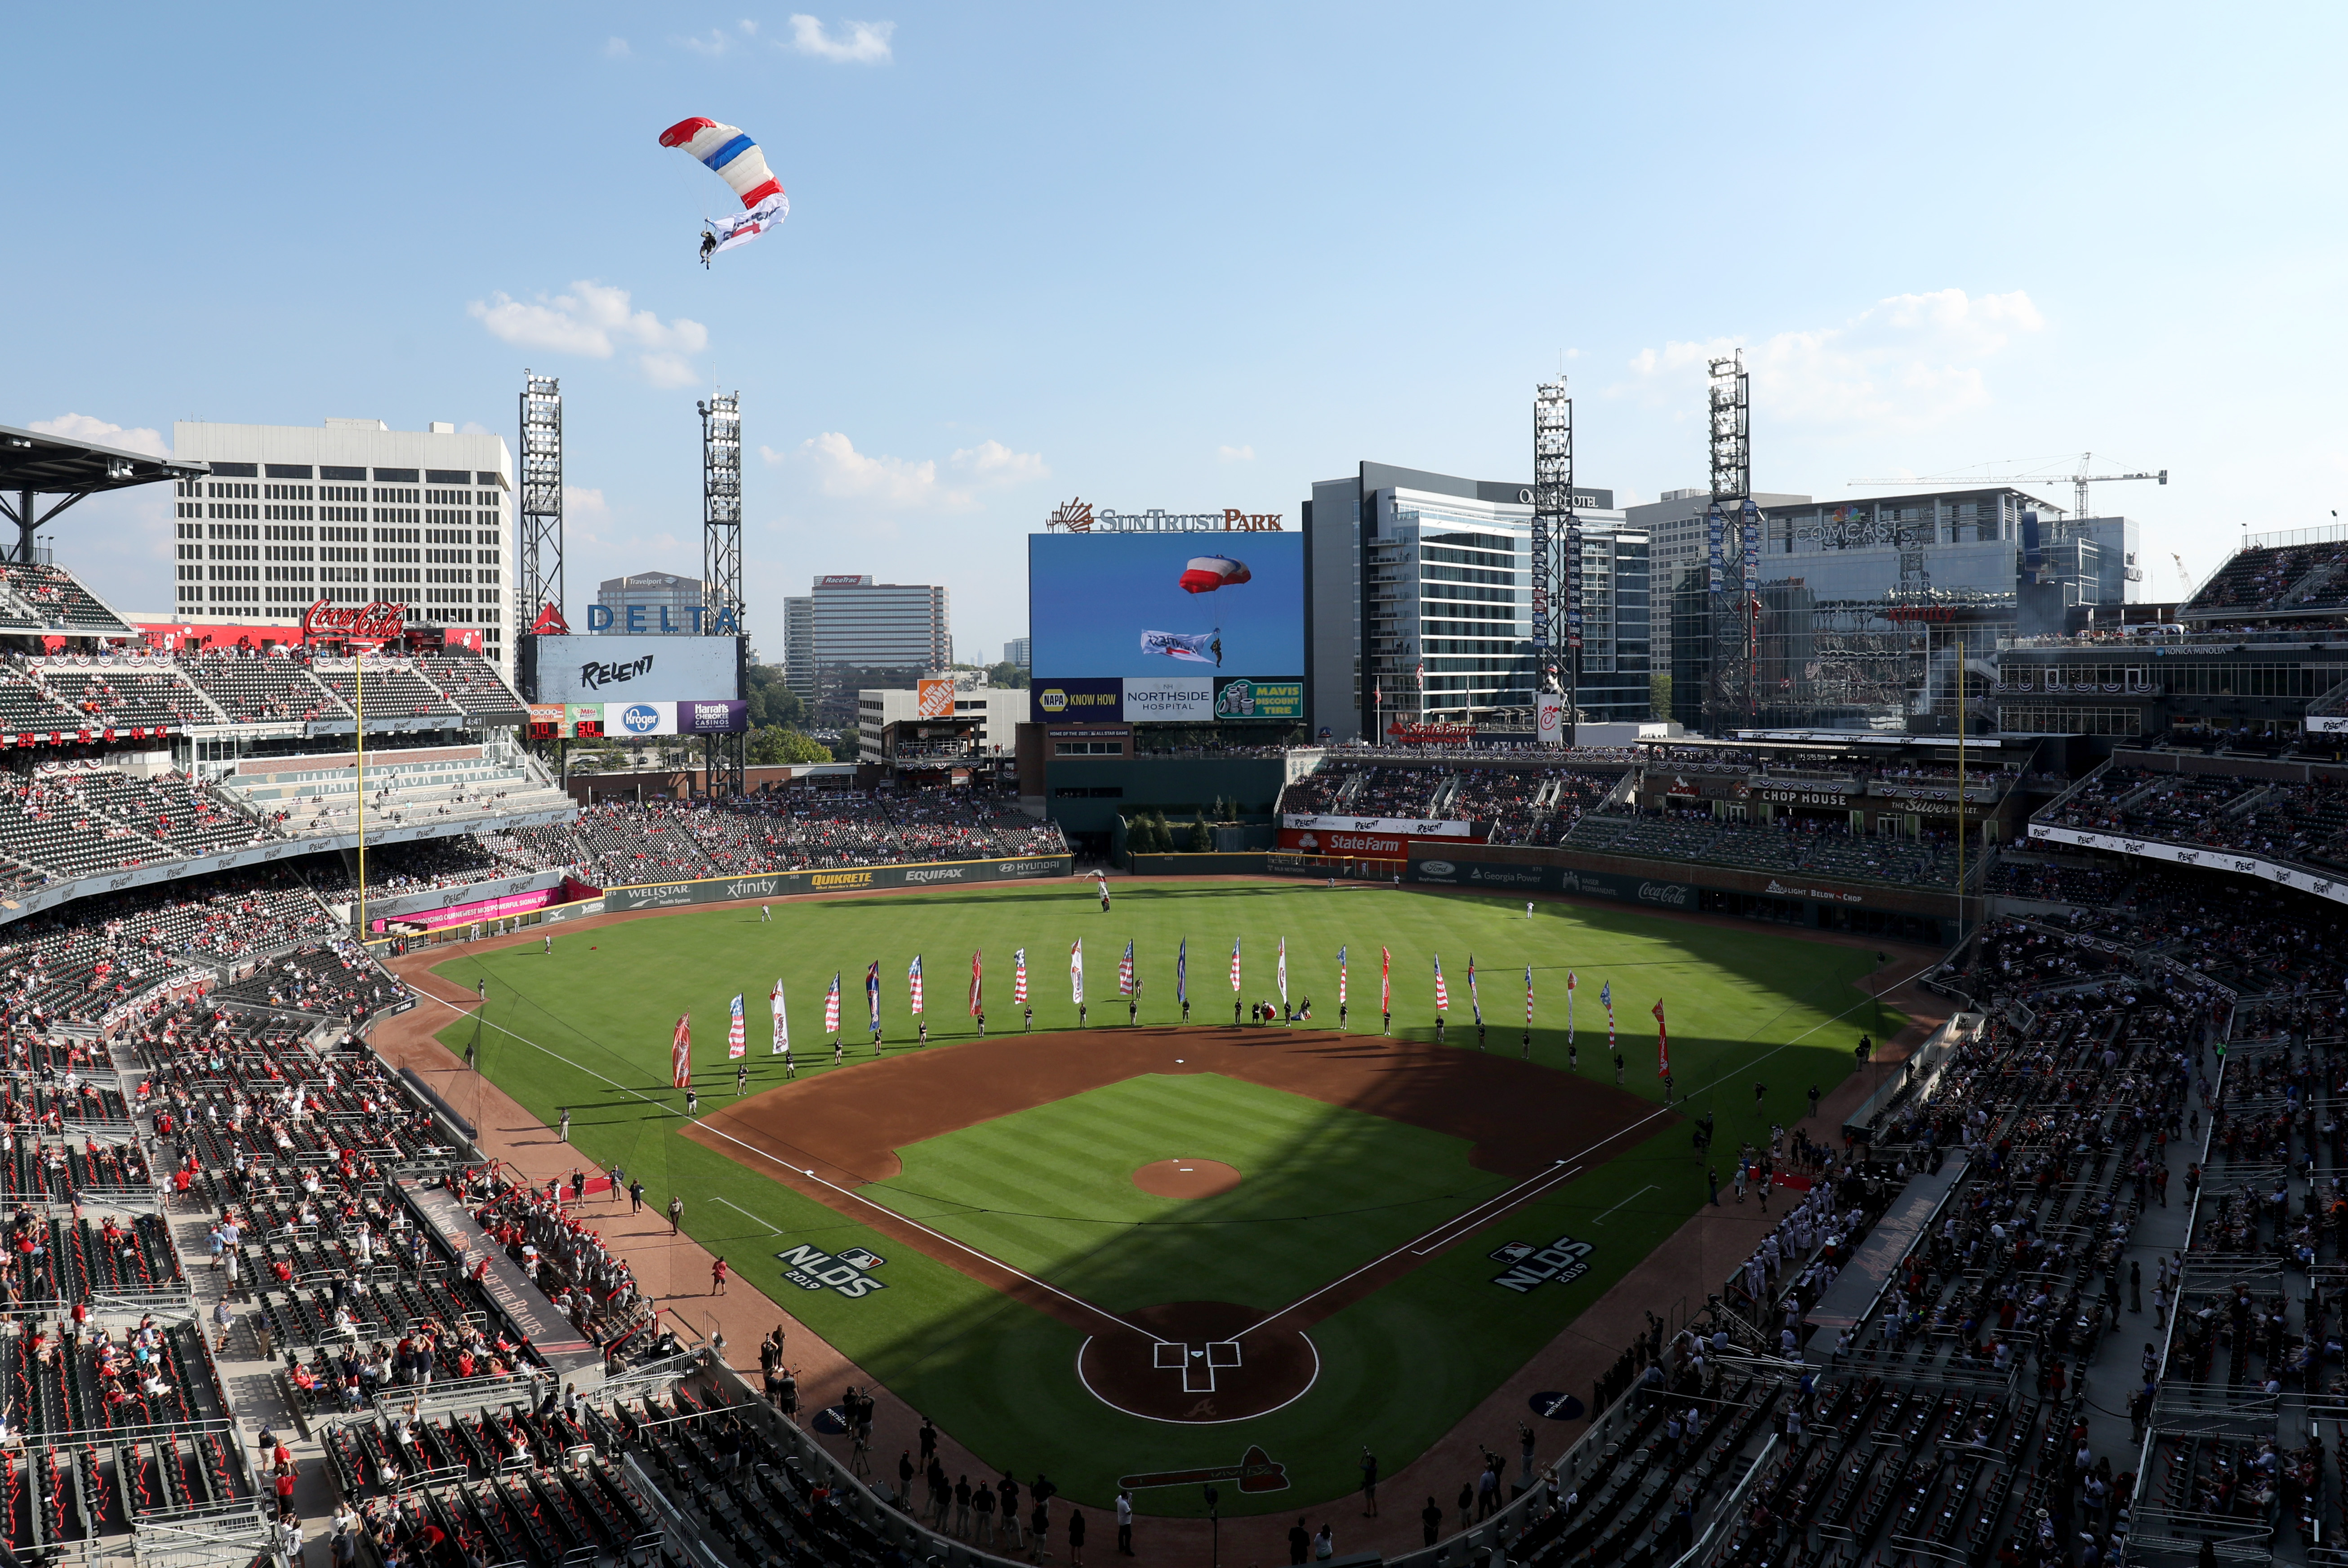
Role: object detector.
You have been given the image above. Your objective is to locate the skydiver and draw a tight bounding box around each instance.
[699,229,718,267]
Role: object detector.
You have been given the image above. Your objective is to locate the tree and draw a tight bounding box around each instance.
[985,660,1030,690]
[749,726,832,765]
[1649,672,1674,722]
[1188,812,1213,853]
[744,663,807,730]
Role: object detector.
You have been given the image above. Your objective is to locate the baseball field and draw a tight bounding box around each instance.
[425,878,1898,1517]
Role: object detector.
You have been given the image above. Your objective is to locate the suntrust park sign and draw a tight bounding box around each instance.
[1046,498,1283,533]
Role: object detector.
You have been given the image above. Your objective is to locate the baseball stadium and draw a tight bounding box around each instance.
[0,412,2340,1568]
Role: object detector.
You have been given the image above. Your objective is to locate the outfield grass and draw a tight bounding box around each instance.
[867,1073,1514,1312]
[427,878,1903,1514]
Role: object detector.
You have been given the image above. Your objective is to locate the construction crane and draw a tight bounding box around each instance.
[2171,552,2197,597]
[1848,452,2167,519]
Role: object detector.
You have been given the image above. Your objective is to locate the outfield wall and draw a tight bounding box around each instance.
[1406,842,1957,939]
[601,853,1073,913]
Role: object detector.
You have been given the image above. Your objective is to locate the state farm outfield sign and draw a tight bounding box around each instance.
[601,854,1073,912]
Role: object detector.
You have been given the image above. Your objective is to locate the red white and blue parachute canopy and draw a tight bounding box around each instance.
[659,117,785,212]
[1179,555,1252,594]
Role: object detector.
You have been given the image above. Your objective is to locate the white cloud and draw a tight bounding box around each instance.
[602,36,630,58]
[459,421,492,437]
[1621,289,2045,431]
[677,28,734,55]
[29,413,168,459]
[765,432,1045,510]
[467,281,708,387]
[738,18,758,34]
[787,14,894,62]
[1217,444,1256,463]
[953,439,1049,484]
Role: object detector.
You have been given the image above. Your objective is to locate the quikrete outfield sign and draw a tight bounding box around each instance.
[600,854,1073,913]
[1489,1234,1594,1293]
[776,1243,888,1298]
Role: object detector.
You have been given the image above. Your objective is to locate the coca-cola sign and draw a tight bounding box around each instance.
[301,599,406,642]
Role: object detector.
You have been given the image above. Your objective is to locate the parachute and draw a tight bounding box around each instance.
[659,116,789,265]
[1179,555,1251,594]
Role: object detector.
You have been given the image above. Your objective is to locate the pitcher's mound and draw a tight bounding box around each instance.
[1077,1301,1318,1423]
[1132,1159,1242,1198]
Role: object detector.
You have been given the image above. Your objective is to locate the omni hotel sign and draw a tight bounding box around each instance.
[1047,498,1284,533]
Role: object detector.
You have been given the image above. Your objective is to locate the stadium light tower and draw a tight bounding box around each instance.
[1532,382,1578,746]
[700,393,747,800]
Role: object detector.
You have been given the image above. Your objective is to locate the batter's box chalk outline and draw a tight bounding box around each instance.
[1206,1341,1241,1368]
[1152,1342,1185,1370]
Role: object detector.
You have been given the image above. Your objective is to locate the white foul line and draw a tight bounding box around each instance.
[1409,1164,1582,1258]
[414,956,1910,1349]
[1591,1184,1658,1226]
[401,984,1161,1344]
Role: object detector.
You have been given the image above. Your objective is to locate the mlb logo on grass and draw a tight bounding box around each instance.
[776,1242,889,1298]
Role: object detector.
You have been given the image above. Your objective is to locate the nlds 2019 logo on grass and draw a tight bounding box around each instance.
[776,1242,889,1298]
[1489,1234,1593,1293]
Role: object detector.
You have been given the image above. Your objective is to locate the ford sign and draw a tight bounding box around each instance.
[1420,860,1456,878]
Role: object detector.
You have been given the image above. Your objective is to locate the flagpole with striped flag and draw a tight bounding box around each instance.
[1013,949,1029,1007]
[823,973,842,1039]
[670,1014,691,1090]
[1653,998,1670,1087]
[1337,945,1348,1026]
[968,951,983,1020]
[908,955,925,1016]
[727,994,746,1060]
[771,980,788,1055]
[1276,939,1288,1013]
[1118,940,1136,997]
[1176,937,1188,1018]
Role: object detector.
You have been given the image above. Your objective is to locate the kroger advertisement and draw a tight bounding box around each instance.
[1029,532,1302,686]
[528,700,747,736]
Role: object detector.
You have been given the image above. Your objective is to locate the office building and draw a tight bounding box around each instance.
[1624,489,1813,676]
[596,570,712,633]
[1002,636,1031,670]
[1302,462,1630,741]
[857,676,1021,762]
[1658,486,2145,733]
[169,419,516,683]
[782,596,815,697]
[809,576,951,672]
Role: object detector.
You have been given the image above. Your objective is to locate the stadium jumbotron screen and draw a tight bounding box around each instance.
[1029,532,1302,685]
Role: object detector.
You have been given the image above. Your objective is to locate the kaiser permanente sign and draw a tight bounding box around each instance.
[2028,821,2348,908]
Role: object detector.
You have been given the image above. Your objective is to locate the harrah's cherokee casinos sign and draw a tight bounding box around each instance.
[301,600,407,642]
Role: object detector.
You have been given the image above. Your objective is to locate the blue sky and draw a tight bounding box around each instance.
[8,4,2344,661]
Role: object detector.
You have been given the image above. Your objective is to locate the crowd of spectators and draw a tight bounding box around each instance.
[1566,807,1962,887]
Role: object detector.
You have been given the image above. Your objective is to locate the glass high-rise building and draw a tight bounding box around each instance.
[1303,462,1638,740]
